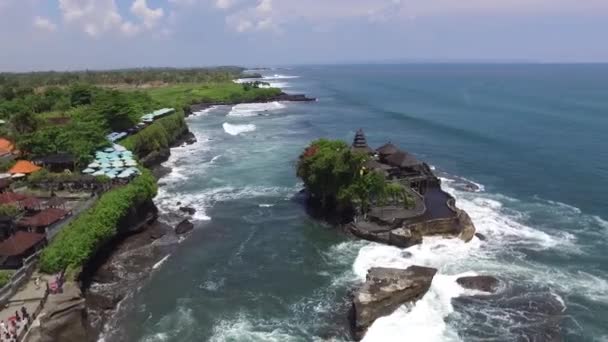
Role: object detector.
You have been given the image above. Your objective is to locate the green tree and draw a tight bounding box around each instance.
[70,84,93,106]
[10,108,37,134]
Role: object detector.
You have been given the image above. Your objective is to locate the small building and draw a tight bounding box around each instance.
[0,231,46,269]
[34,153,76,172]
[8,160,42,175]
[351,129,374,155]
[16,208,69,234]
[0,138,16,158]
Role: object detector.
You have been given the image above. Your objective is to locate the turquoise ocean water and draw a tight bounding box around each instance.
[104,64,608,342]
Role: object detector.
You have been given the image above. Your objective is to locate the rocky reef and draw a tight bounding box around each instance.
[351,266,437,340]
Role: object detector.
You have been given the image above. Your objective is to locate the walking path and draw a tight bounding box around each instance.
[0,272,52,341]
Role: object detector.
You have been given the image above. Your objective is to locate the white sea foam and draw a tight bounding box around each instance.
[223,122,256,135]
[140,306,196,342]
[228,102,286,117]
[209,315,300,342]
[263,74,299,80]
[189,106,216,117]
[152,255,170,270]
[355,176,597,341]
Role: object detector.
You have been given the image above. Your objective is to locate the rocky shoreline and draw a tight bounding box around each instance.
[73,93,318,341]
[186,92,316,116]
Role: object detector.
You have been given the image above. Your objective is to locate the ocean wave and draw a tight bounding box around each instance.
[209,314,302,342]
[228,102,286,117]
[263,74,299,80]
[152,255,170,270]
[189,106,216,117]
[155,185,298,223]
[140,306,196,342]
[223,122,256,135]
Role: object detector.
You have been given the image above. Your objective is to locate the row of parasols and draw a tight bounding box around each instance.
[81,144,141,179]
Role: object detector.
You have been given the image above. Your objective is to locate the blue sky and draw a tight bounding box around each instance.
[1,0,608,71]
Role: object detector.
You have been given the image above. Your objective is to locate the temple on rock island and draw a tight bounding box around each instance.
[347,129,476,247]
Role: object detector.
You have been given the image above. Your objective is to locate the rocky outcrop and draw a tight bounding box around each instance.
[475,232,487,241]
[175,219,194,235]
[187,92,316,116]
[140,148,171,168]
[179,206,196,215]
[28,282,89,342]
[351,266,437,340]
[457,275,500,293]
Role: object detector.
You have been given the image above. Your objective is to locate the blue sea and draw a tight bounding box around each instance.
[103,64,608,341]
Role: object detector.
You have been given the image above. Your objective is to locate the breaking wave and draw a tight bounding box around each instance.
[355,177,603,341]
[223,122,256,135]
[228,102,286,117]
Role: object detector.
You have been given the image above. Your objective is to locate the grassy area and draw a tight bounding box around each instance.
[39,169,157,276]
[146,82,282,108]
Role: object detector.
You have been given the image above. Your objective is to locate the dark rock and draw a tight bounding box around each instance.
[389,228,422,248]
[475,232,487,241]
[176,201,182,206]
[179,206,196,215]
[28,282,89,342]
[175,219,194,235]
[351,266,437,340]
[86,292,124,311]
[457,275,499,293]
[148,223,167,240]
[140,148,171,168]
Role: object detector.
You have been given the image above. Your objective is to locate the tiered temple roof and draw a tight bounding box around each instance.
[351,129,374,154]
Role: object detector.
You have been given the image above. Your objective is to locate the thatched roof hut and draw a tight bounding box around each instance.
[385,151,421,168]
[376,142,399,156]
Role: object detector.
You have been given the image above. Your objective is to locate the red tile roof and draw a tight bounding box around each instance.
[9,160,42,175]
[0,231,45,256]
[0,192,29,205]
[17,208,68,228]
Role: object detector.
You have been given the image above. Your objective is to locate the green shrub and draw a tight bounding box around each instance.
[121,112,187,158]
[0,270,13,288]
[39,169,157,275]
[0,204,20,218]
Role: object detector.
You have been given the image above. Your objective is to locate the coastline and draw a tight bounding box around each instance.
[80,91,318,341]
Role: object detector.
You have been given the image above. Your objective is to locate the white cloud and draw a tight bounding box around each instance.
[33,16,58,32]
[131,0,164,29]
[215,0,234,9]
[255,0,271,13]
[58,0,165,37]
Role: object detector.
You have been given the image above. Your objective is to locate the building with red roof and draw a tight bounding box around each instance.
[0,231,46,268]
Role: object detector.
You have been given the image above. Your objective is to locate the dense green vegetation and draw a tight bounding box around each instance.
[0,67,247,88]
[121,112,188,158]
[297,139,413,213]
[1,84,159,165]
[39,169,157,275]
